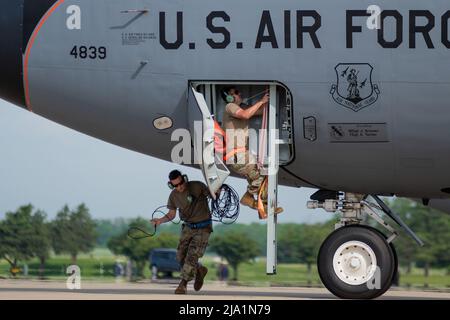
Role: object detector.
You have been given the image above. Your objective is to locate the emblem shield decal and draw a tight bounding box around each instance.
[330,63,380,112]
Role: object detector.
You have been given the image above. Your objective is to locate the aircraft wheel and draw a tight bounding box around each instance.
[318,225,395,299]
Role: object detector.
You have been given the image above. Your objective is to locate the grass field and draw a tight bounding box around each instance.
[1,248,449,290]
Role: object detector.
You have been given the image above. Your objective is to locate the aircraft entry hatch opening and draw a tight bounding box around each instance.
[190,81,294,167]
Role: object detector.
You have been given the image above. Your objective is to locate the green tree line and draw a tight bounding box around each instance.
[388,198,450,275]
[0,204,97,277]
[1,198,449,280]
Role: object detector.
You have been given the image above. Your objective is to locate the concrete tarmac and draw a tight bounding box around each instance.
[0,279,449,300]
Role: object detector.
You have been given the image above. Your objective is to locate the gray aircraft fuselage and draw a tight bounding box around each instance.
[1,0,450,201]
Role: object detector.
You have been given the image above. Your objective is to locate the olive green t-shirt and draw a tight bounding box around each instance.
[167,181,211,223]
[222,102,249,149]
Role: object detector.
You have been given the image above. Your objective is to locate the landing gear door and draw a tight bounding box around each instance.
[188,85,230,198]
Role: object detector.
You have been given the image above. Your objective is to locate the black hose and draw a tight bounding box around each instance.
[127,184,240,239]
[127,205,180,240]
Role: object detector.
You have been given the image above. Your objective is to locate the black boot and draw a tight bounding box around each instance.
[175,279,188,294]
[194,266,208,291]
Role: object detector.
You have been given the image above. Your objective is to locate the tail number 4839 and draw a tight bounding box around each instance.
[70,45,107,59]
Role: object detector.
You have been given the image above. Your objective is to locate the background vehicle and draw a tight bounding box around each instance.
[149,248,181,280]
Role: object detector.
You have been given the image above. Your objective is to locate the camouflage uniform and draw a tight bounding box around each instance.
[177,225,211,281]
[228,151,265,196]
[222,101,265,197]
[167,181,212,282]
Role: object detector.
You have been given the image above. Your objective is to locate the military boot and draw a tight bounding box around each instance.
[274,207,284,215]
[260,195,283,215]
[174,279,188,294]
[240,192,257,209]
[194,266,208,291]
[263,202,284,215]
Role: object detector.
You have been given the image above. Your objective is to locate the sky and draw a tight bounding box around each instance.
[0,99,331,224]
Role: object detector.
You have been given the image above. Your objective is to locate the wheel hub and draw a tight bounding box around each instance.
[350,257,361,269]
[333,241,377,286]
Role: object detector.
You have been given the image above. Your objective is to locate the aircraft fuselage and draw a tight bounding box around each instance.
[1,0,449,199]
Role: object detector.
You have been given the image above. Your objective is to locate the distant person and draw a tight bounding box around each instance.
[217,262,229,282]
[23,264,29,277]
[114,260,124,282]
[126,259,133,281]
[151,170,212,294]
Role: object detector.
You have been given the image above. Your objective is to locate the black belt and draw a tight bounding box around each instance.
[184,219,212,229]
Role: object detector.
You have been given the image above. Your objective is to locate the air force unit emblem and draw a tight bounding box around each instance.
[330,63,380,112]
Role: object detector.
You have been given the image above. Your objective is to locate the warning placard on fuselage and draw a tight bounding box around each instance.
[328,123,388,143]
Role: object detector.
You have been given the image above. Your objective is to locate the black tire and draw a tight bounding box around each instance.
[390,243,399,287]
[370,228,399,288]
[318,225,395,299]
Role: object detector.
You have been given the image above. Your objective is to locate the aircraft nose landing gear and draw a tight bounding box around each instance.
[309,192,422,299]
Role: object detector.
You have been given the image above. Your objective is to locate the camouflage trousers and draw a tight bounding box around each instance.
[228,151,265,196]
[177,224,211,281]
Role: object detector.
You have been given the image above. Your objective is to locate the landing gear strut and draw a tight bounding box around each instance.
[308,192,421,299]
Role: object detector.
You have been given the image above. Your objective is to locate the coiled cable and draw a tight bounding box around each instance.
[210,184,240,225]
[128,184,240,239]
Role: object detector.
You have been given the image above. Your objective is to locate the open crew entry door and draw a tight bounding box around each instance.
[188,81,292,275]
[188,85,230,198]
